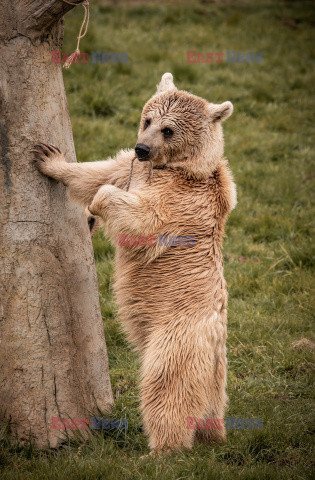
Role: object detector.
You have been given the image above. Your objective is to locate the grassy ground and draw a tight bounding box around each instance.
[1,0,314,478]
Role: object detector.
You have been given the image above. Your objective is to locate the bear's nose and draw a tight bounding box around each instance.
[135,143,150,161]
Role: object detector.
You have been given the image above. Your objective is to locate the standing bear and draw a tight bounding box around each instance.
[33,73,237,453]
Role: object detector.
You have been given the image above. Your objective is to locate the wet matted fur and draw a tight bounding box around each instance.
[33,73,237,453]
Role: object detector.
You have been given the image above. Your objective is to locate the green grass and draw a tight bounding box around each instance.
[1,0,314,478]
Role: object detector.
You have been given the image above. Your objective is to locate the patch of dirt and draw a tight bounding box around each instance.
[291,338,315,351]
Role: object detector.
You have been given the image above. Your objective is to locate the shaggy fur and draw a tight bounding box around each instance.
[33,73,237,453]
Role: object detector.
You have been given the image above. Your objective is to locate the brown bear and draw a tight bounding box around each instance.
[33,73,237,453]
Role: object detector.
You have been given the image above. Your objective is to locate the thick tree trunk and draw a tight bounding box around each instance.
[0,1,113,448]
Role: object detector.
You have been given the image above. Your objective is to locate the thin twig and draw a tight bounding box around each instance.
[126,157,136,191]
[126,158,154,191]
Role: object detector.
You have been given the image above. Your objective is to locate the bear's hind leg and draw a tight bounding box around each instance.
[140,335,210,453]
[195,343,227,445]
[195,401,227,445]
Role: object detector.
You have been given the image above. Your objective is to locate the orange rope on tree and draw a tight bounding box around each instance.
[62,0,90,69]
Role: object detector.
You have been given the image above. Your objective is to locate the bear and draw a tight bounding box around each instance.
[33,72,237,453]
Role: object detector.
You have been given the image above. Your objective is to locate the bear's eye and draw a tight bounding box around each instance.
[144,119,151,130]
[162,127,173,138]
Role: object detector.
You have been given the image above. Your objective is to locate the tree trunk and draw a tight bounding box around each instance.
[0,1,113,448]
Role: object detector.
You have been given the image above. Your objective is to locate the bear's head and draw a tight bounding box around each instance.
[135,73,233,178]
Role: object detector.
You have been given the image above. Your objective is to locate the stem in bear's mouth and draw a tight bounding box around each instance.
[126,157,154,191]
[126,156,136,191]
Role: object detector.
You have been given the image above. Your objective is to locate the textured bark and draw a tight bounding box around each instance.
[0,1,113,448]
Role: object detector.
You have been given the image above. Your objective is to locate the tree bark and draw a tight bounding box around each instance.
[0,1,113,448]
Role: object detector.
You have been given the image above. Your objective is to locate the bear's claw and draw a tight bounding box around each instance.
[32,143,61,158]
[32,143,65,176]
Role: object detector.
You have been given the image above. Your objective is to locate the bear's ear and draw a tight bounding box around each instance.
[156,72,177,93]
[208,101,233,122]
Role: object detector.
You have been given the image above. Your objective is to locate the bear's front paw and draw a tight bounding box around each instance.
[32,143,65,177]
[88,185,118,217]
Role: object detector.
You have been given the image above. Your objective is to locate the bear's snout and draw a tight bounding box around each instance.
[135,143,150,161]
